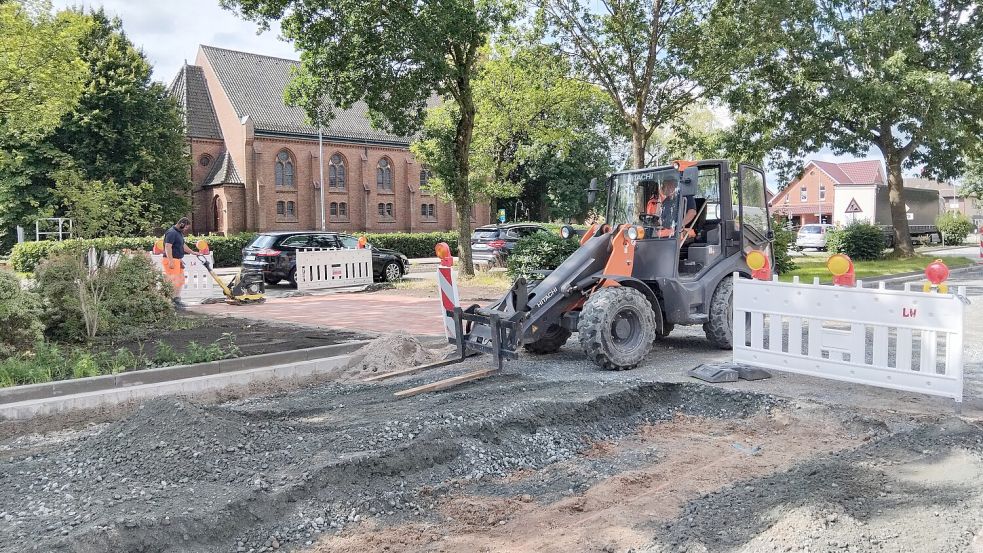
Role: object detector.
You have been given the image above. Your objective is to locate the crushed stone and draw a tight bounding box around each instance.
[338,333,446,380]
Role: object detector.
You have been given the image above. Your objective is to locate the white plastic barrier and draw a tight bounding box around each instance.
[151,254,222,300]
[296,249,373,291]
[733,274,967,404]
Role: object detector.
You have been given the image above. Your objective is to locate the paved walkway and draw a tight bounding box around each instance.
[189,292,445,336]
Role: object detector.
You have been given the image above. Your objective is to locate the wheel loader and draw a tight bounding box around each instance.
[446,159,775,372]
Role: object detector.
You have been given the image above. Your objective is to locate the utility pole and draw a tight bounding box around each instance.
[319,127,326,231]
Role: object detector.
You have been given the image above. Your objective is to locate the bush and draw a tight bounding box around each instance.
[771,219,797,274]
[507,232,580,280]
[936,212,974,245]
[0,271,44,358]
[825,222,885,261]
[357,231,459,259]
[35,252,174,342]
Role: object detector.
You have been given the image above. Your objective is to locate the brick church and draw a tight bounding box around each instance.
[168,45,489,235]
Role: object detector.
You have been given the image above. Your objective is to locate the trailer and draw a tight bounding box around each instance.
[832,184,941,245]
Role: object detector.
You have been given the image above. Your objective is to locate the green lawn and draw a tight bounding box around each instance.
[779,254,975,284]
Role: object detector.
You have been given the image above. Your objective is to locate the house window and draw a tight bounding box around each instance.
[286,201,296,217]
[330,202,338,216]
[385,203,394,217]
[377,158,393,191]
[275,151,295,187]
[799,185,807,202]
[339,202,347,217]
[420,167,431,189]
[819,184,826,201]
[199,154,212,167]
[329,154,346,189]
[276,201,285,216]
[378,203,385,216]
[329,201,348,221]
[421,203,436,221]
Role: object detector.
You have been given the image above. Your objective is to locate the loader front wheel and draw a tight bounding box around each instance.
[578,286,655,371]
[524,324,571,354]
[704,277,735,349]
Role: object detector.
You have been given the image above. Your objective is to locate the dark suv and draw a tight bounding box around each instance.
[242,231,410,287]
[470,223,549,267]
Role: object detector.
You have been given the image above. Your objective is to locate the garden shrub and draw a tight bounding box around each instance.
[507,232,580,280]
[936,212,974,245]
[825,222,885,261]
[0,270,44,358]
[357,231,459,259]
[35,252,174,342]
[771,219,797,274]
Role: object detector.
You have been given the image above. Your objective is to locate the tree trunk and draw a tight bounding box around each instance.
[454,86,477,277]
[886,156,915,257]
[631,126,646,170]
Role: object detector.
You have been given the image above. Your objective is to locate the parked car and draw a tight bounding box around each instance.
[470,223,550,267]
[795,223,834,251]
[242,231,410,287]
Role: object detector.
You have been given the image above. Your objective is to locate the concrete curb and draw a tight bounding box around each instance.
[0,341,368,407]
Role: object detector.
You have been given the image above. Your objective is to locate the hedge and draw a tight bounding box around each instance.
[825,222,885,261]
[356,231,459,259]
[11,234,256,273]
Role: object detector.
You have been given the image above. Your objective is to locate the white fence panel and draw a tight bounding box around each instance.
[151,254,222,300]
[733,274,967,403]
[296,249,373,291]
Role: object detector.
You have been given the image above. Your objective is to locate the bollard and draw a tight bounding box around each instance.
[434,242,459,339]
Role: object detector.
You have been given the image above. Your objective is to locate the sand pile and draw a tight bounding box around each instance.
[339,333,445,381]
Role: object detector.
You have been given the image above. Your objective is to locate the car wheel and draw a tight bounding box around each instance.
[288,268,297,289]
[383,261,403,282]
[264,276,281,285]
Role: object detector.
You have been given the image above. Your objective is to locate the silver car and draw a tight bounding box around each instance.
[796,224,834,250]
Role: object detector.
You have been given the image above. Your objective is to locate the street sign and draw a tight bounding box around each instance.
[845,198,863,213]
[497,208,506,223]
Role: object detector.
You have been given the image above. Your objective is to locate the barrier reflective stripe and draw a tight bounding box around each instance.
[437,266,460,339]
[733,274,967,404]
[296,249,373,290]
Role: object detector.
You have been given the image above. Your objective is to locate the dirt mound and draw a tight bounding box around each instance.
[339,333,445,380]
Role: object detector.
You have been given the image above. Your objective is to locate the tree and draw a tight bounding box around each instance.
[222,0,518,277]
[414,43,611,225]
[713,0,983,257]
[538,0,725,169]
[53,171,161,238]
[0,1,89,141]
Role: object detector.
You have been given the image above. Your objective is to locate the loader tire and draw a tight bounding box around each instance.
[704,277,735,349]
[578,286,655,371]
[523,324,571,354]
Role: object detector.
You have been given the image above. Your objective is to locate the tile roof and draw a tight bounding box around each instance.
[199,45,411,145]
[168,64,223,140]
[203,151,243,186]
[810,160,884,184]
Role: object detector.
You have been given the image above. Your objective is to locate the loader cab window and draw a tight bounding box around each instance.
[679,165,725,276]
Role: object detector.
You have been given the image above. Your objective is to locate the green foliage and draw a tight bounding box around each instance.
[53,172,162,238]
[825,222,885,262]
[357,231,459,259]
[507,232,580,280]
[0,270,44,358]
[771,220,797,274]
[152,341,180,366]
[35,252,174,342]
[202,233,258,267]
[936,212,974,245]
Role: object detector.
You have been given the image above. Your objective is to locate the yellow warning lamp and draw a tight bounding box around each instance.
[746,249,771,280]
[195,239,210,255]
[827,253,855,286]
[434,242,453,267]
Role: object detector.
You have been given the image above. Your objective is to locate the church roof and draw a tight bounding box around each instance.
[199,45,411,145]
[203,151,243,187]
[168,64,223,140]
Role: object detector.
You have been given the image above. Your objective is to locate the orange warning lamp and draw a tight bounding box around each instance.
[435,242,453,267]
[827,253,855,287]
[357,236,368,249]
[152,239,164,255]
[923,259,949,293]
[195,239,210,255]
[746,249,771,280]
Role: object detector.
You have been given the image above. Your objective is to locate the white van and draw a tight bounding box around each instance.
[795,224,834,250]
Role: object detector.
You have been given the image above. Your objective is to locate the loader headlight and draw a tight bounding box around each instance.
[626,226,644,240]
[560,225,574,240]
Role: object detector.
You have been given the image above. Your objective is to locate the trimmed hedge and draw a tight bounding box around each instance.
[936,212,974,245]
[356,231,459,259]
[11,233,256,273]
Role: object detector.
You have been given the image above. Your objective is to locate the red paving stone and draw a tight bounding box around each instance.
[189,292,445,336]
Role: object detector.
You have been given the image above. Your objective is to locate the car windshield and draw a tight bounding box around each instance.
[472,229,500,240]
[606,168,681,225]
[800,225,824,234]
[248,235,278,248]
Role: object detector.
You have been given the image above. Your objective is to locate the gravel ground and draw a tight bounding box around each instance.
[0,265,979,553]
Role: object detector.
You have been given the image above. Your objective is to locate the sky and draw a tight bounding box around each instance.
[50,0,300,84]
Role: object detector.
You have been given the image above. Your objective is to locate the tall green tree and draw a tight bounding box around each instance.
[414,43,611,226]
[538,0,727,169]
[222,0,518,276]
[712,0,983,257]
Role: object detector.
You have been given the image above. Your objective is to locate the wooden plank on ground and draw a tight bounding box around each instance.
[394,368,499,399]
[363,358,464,382]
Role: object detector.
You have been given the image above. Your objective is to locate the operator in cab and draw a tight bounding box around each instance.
[645,178,697,240]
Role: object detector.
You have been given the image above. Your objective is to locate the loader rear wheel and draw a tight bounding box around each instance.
[704,277,735,349]
[523,324,571,354]
[578,286,655,371]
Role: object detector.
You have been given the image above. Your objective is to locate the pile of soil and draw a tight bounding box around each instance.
[338,333,447,380]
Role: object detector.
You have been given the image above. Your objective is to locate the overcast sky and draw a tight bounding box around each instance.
[51,0,299,84]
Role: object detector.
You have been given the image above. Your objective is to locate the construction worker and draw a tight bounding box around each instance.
[162,217,200,307]
[652,179,697,239]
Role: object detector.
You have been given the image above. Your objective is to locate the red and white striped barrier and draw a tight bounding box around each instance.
[435,242,460,339]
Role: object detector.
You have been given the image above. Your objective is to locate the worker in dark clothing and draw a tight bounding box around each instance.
[653,179,697,239]
[162,217,199,306]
